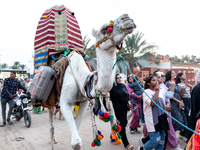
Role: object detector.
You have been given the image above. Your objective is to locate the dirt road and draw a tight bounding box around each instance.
[0,104,186,150]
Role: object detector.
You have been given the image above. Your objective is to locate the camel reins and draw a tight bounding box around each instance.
[95,21,123,53]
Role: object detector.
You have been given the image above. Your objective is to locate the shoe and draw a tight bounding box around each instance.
[125,145,134,150]
[129,126,134,134]
[138,146,144,150]
[179,134,187,142]
[139,135,145,146]
[138,125,141,128]
[171,145,183,150]
[0,122,6,127]
[38,112,41,114]
[132,106,138,111]
[7,121,13,125]
[133,128,141,134]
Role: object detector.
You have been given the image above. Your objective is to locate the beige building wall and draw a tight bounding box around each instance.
[0,72,29,79]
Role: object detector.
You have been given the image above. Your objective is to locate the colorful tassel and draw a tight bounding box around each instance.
[98,110,104,117]
[97,140,101,146]
[109,22,114,27]
[107,28,112,33]
[116,138,122,145]
[98,130,102,135]
[95,43,99,47]
[108,115,114,121]
[112,125,117,131]
[112,134,117,140]
[91,141,96,147]
[116,125,121,132]
[103,112,109,119]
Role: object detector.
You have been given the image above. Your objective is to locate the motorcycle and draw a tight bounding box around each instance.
[12,94,32,128]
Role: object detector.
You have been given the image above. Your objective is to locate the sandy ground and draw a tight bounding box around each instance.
[0,101,187,150]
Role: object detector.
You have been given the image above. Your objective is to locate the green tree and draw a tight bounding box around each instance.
[11,61,20,69]
[19,64,27,70]
[169,55,182,62]
[83,35,91,51]
[189,55,197,62]
[121,31,158,68]
[181,55,190,62]
[83,35,96,60]
[0,63,9,69]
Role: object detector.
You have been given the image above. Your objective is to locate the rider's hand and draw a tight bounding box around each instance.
[10,95,14,98]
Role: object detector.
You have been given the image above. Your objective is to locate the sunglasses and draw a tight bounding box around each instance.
[117,77,122,79]
[161,75,165,77]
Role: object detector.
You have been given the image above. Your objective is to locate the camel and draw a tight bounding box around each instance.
[48,14,136,150]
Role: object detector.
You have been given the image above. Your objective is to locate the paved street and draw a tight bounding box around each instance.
[0,101,187,150]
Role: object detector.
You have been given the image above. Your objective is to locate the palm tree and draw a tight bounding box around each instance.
[0,63,9,69]
[83,35,91,51]
[11,61,20,69]
[83,35,96,60]
[120,31,158,68]
[19,64,27,70]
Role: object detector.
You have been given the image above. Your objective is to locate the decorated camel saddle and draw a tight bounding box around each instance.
[29,5,92,107]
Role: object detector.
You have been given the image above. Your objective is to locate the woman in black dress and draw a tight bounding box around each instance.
[110,74,134,150]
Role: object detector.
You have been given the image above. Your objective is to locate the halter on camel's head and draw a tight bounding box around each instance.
[92,14,136,53]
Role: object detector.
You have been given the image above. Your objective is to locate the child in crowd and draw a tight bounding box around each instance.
[128,76,143,111]
[14,88,24,104]
[138,75,169,150]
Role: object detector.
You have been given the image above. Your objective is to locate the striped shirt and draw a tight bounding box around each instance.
[1,78,27,99]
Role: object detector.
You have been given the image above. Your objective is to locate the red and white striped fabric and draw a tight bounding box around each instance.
[34,5,83,55]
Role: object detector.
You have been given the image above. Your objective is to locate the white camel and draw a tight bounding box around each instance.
[48,14,136,150]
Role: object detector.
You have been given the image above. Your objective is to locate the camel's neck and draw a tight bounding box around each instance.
[95,48,116,93]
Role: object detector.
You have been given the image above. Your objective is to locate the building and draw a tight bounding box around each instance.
[127,55,197,85]
[0,69,30,80]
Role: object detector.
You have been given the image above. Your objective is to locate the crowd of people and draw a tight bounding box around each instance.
[109,70,200,150]
[1,70,200,149]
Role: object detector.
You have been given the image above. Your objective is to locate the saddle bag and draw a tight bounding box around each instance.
[28,66,56,102]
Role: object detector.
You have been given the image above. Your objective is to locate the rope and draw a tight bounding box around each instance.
[112,56,126,75]
[89,101,98,139]
[112,55,200,136]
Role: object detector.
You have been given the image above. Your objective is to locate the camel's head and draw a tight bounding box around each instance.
[92,14,136,52]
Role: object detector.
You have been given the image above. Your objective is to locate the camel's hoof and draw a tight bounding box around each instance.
[72,138,82,150]
[54,139,58,144]
[72,143,81,150]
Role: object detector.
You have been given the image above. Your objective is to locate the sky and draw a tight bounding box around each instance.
[0,0,200,68]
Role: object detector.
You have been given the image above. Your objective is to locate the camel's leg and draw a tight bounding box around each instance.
[107,100,116,127]
[75,100,89,131]
[60,101,82,150]
[48,107,57,150]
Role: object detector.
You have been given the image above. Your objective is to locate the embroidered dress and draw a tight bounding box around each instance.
[165,81,187,132]
[186,119,200,150]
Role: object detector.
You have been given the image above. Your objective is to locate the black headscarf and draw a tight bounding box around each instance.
[127,75,134,84]
[115,74,123,89]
